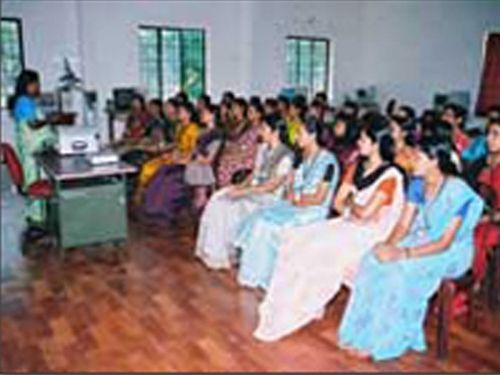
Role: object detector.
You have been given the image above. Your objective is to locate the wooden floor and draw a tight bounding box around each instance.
[1,216,500,372]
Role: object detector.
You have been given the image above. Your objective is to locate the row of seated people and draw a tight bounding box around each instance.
[120,90,499,360]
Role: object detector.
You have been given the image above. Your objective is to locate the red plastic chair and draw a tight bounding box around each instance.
[1,143,52,198]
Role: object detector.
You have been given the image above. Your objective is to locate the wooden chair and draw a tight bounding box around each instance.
[435,243,500,358]
[486,243,500,311]
[435,270,480,358]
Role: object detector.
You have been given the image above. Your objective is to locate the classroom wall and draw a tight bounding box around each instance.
[1,0,251,141]
[1,0,81,143]
[248,0,367,102]
[250,0,500,109]
[2,0,500,143]
[359,0,500,111]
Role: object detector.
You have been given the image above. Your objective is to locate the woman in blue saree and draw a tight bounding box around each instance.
[235,117,340,290]
[337,136,484,361]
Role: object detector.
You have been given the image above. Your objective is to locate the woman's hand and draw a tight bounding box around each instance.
[344,192,355,209]
[227,186,248,199]
[374,244,404,263]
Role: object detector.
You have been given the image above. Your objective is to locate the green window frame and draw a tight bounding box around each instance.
[139,26,205,101]
[286,36,329,97]
[1,18,25,108]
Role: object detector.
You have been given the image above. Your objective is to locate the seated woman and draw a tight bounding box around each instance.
[216,98,261,188]
[145,98,170,144]
[184,104,225,212]
[235,117,340,290]
[427,119,463,172]
[441,103,470,154]
[286,95,307,147]
[328,113,360,172]
[195,114,293,270]
[337,136,484,361]
[121,94,150,144]
[466,119,500,283]
[122,98,169,167]
[390,107,418,174]
[253,113,405,342]
[141,104,224,219]
[134,102,199,204]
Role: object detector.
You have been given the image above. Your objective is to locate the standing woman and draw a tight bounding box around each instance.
[337,136,484,361]
[254,113,405,342]
[235,117,340,290]
[8,69,58,229]
[195,114,293,270]
[216,98,260,187]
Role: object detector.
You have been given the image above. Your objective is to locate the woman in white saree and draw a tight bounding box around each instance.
[195,114,293,270]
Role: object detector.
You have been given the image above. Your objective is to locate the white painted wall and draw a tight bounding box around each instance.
[250,0,500,109]
[248,1,367,101]
[1,0,251,142]
[2,0,500,143]
[1,0,81,143]
[359,0,500,110]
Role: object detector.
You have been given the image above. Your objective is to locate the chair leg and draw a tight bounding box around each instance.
[487,245,500,311]
[467,281,480,330]
[437,280,454,359]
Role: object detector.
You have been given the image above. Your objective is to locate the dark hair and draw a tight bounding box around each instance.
[176,91,189,104]
[419,109,437,125]
[178,101,195,119]
[149,98,162,108]
[443,103,468,124]
[249,100,264,118]
[429,119,454,145]
[385,98,397,116]
[206,103,218,115]
[233,97,248,117]
[303,116,321,136]
[197,94,212,107]
[222,91,235,101]
[291,95,308,120]
[265,97,278,108]
[311,99,324,109]
[391,115,418,147]
[340,100,359,119]
[486,118,500,133]
[314,92,327,103]
[263,113,288,144]
[8,69,40,113]
[277,95,290,108]
[398,105,416,121]
[334,113,360,146]
[132,93,146,109]
[360,112,394,162]
[166,97,179,109]
[487,104,500,122]
[417,136,458,175]
[419,109,438,138]
[249,95,262,108]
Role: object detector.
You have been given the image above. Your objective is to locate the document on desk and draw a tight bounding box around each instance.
[87,152,120,166]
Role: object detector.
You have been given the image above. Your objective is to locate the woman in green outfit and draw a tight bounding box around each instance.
[9,69,58,231]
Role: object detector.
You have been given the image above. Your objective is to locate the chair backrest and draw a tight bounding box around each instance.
[0,143,24,190]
